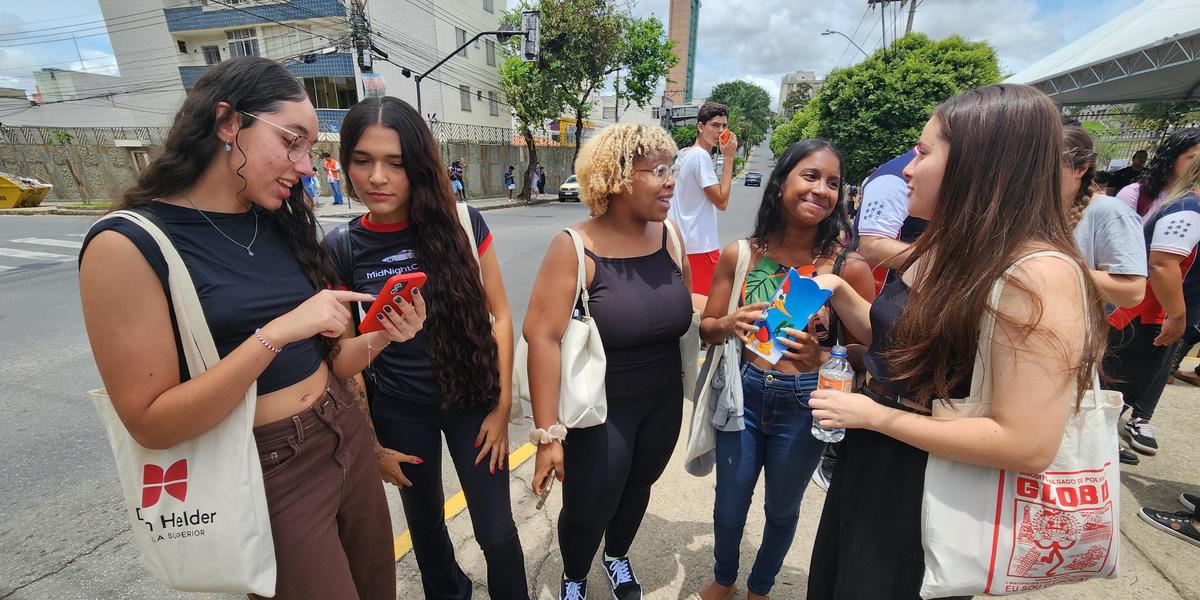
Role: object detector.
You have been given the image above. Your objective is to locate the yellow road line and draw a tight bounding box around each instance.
[393,442,538,560]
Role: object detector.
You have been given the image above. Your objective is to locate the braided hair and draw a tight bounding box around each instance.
[1063,124,1097,230]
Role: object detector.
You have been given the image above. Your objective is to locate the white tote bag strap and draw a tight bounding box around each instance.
[730,239,751,314]
[562,228,591,318]
[968,249,1102,402]
[664,219,684,270]
[457,203,483,278]
[91,210,220,376]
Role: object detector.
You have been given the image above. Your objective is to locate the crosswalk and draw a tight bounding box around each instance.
[0,221,351,276]
[0,233,85,275]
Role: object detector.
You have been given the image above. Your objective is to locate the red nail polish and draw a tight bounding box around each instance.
[475,441,481,448]
[414,458,423,464]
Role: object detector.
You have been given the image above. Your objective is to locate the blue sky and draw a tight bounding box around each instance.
[0,0,1138,107]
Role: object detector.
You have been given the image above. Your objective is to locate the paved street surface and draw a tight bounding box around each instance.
[2,146,1198,599]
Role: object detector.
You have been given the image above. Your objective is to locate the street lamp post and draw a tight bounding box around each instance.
[821,30,870,59]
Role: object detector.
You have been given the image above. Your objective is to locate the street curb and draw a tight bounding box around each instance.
[1,197,557,218]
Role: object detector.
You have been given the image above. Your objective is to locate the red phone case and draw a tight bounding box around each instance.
[359,272,426,334]
[720,130,732,145]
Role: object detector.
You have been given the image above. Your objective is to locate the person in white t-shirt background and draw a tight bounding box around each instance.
[668,101,738,296]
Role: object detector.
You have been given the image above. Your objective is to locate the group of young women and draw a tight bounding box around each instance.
[78,56,1198,600]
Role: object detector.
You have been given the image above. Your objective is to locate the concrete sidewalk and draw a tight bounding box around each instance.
[419,362,1200,599]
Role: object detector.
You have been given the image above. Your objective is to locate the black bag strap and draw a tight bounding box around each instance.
[827,245,853,347]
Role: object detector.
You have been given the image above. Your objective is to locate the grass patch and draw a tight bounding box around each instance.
[60,202,112,209]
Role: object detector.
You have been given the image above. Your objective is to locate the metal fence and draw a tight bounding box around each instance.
[1089,124,1200,170]
[0,125,170,146]
[430,120,515,145]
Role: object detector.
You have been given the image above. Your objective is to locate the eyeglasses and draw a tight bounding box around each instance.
[238,110,318,163]
[636,163,680,181]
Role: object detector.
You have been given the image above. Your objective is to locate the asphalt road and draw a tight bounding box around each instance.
[0,147,772,599]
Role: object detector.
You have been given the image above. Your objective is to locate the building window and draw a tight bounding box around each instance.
[455,28,468,57]
[488,91,499,116]
[651,107,660,119]
[177,40,187,54]
[460,85,471,112]
[485,39,496,66]
[483,0,494,13]
[603,106,617,120]
[202,45,221,65]
[226,28,259,58]
[300,76,358,109]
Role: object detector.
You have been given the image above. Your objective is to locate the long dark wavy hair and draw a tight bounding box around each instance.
[1139,127,1200,199]
[339,97,500,409]
[112,56,337,360]
[886,84,1106,407]
[749,139,849,258]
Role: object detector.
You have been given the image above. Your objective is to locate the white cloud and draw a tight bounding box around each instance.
[633,0,1131,105]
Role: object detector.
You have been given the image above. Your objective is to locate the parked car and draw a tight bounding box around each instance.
[559,175,580,202]
[744,171,762,186]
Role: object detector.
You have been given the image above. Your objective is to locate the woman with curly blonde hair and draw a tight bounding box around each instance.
[524,123,694,600]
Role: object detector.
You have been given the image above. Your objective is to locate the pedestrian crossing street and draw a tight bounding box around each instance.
[0,221,351,276]
[0,234,85,274]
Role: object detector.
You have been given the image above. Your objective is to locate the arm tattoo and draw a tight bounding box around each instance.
[344,374,382,453]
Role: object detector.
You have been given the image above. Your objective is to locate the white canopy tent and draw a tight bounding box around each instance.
[1008,0,1200,105]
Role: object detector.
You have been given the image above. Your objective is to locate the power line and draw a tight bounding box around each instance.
[0,7,163,36]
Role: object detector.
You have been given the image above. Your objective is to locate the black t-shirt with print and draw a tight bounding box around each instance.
[322,206,492,404]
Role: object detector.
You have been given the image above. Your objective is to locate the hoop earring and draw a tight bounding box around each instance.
[224,141,232,152]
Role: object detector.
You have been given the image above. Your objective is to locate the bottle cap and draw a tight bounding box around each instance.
[831,344,848,358]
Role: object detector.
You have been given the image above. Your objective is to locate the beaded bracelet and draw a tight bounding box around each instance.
[528,423,568,445]
[254,328,282,354]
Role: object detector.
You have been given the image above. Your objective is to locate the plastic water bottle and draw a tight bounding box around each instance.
[812,345,854,443]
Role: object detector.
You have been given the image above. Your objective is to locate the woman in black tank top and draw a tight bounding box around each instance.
[804,85,1106,599]
[693,140,876,600]
[79,58,422,599]
[524,123,693,600]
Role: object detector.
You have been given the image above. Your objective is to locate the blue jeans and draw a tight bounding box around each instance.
[713,362,825,596]
[330,179,344,204]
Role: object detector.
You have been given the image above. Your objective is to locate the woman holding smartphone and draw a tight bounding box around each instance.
[79,57,423,599]
[323,96,527,600]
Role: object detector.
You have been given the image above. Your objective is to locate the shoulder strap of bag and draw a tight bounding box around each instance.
[664,219,684,271]
[827,245,854,346]
[729,239,751,314]
[91,209,219,377]
[562,228,591,319]
[971,250,1101,401]
[457,202,483,278]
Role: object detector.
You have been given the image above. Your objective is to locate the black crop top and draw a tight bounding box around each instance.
[80,202,322,394]
[582,226,693,398]
[865,277,970,402]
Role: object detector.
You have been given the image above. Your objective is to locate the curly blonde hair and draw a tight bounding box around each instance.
[576,123,677,216]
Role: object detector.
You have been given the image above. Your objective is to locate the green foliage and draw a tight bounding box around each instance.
[706,80,773,153]
[813,33,1001,182]
[616,16,677,111]
[1131,101,1200,130]
[671,125,697,149]
[770,102,820,157]
[781,84,813,116]
[733,155,746,174]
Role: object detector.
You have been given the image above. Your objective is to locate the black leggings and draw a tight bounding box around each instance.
[558,377,684,580]
[1104,320,1177,420]
[372,401,529,600]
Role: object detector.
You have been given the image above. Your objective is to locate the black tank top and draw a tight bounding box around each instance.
[582,225,692,398]
[81,202,322,395]
[865,277,970,401]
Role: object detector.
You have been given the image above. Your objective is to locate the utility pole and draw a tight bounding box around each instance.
[906,0,918,35]
[867,0,906,50]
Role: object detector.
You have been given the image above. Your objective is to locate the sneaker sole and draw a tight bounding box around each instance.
[1119,453,1140,466]
[1182,494,1197,513]
[1119,428,1159,455]
[1138,509,1200,548]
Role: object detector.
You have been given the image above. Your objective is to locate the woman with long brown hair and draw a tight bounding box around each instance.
[323,96,527,599]
[802,84,1107,599]
[79,57,422,598]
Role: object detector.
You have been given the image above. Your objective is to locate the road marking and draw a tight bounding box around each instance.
[0,247,75,262]
[13,238,83,249]
[393,442,538,560]
[0,265,16,271]
[67,233,86,237]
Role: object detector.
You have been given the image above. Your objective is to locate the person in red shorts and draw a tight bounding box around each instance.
[668,101,738,296]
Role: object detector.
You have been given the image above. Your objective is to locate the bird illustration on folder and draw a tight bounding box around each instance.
[746,268,832,364]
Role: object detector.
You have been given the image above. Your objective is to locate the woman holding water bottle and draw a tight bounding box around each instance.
[805,84,1105,599]
[693,139,875,600]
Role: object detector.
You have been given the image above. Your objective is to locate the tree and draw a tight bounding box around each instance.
[781,83,813,117]
[813,33,1000,182]
[706,80,772,154]
[1131,101,1200,137]
[671,125,697,149]
[770,102,819,157]
[499,8,569,201]
[613,16,678,116]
